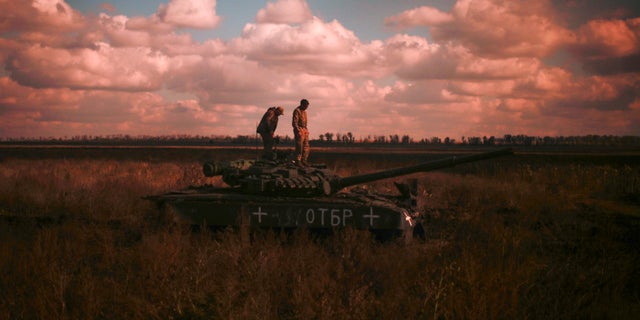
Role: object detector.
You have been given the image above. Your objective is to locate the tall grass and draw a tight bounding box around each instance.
[0,153,638,319]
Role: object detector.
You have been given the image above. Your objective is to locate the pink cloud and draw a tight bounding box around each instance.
[164,52,359,121]
[381,34,437,72]
[97,14,154,46]
[458,95,639,138]
[0,76,226,137]
[0,38,20,66]
[231,17,382,77]
[448,80,517,98]
[541,74,640,112]
[379,60,640,137]
[0,0,84,33]
[385,80,470,104]
[142,99,225,133]
[124,16,175,35]
[0,77,79,114]
[8,43,169,90]
[99,2,116,13]
[580,53,640,75]
[255,0,313,24]
[386,0,573,58]
[165,55,272,103]
[509,67,573,99]
[156,0,221,29]
[387,39,542,81]
[384,6,453,29]
[91,13,227,57]
[571,18,639,59]
[0,1,87,49]
[235,18,359,56]
[1,0,638,139]
[97,13,207,55]
[0,77,94,137]
[115,0,221,35]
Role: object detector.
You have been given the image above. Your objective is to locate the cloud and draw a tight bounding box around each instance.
[539,73,640,112]
[384,6,453,29]
[580,53,640,75]
[99,2,116,13]
[7,43,170,91]
[87,12,228,57]
[0,76,125,137]
[1,0,639,139]
[255,0,313,24]
[0,76,226,137]
[0,38,20,66]
[118,0,221,34]
[163,52,361,120]
[0,1,87,49]
[572,18,640,59]
[165,54,276,104]
[385,80,470,104]
[384,36,542,81]
[145,99,225,133]
[96,13,215,55]
[0,0,84,33]
[97,14,154,46]
[156,0,221,29]
[568,17,640,76]
[508,67,573,99]
[231,17,383,77]
[386,0,573,58]
[0,77,79,115]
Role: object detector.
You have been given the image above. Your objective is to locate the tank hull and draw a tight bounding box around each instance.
[149,188,414,236]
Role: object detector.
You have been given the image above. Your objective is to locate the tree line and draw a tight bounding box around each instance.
[1,133,639,147]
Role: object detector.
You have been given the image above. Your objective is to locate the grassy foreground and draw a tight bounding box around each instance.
[0,149,639,319]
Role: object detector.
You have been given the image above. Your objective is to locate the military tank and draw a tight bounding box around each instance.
[146,148,513,239]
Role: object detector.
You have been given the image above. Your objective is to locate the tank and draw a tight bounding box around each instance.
[145,148,513,239]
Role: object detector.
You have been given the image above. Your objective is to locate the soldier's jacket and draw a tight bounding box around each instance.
[257,107,280,136]
[292,106,307,135]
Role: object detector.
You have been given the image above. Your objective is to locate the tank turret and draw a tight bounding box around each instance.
[202,148,513,196]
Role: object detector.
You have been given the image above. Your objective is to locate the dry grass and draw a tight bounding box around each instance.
[0,151,639,319]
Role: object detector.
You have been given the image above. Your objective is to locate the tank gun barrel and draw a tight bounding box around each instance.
[334,148,513,192]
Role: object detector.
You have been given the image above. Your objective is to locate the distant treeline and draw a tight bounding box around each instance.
[1,133,639,147]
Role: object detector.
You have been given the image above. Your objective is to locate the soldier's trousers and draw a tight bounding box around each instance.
[259,133,274,159]
[294,130,309,162]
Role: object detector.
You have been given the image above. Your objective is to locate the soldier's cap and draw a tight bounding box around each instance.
[275,106,284,115]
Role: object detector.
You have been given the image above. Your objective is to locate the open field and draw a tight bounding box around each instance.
[1,146,639,319]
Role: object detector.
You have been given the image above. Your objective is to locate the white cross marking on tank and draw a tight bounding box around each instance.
[252,206,268,223]
[363,207,379,226]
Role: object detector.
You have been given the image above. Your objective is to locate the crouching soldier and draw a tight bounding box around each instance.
[257,106,284,160]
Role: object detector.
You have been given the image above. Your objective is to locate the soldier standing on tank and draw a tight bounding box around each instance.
[257,106,284,160]
[292,99,310,165]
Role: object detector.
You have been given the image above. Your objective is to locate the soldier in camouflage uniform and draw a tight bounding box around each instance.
[257,106,284,160]
[292,99,310,165]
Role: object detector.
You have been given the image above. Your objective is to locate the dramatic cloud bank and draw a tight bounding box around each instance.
[0,0,638,139]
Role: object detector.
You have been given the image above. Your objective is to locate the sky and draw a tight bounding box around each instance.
[1,0,639,140]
